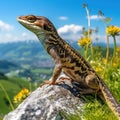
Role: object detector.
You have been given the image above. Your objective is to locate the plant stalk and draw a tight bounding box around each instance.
[0,83,14,110]
[113,35,117,58]
[106,34,109,63]
[85,6,93,60]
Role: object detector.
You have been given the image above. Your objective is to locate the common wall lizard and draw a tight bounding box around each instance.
[17,15,120,119]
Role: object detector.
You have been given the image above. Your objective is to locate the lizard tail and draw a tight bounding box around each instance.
[99,80,120,119]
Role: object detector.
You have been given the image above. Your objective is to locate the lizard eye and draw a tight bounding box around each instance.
[27,15,36,23]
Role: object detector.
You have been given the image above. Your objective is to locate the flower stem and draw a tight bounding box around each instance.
[106,34,109,63]
[85,6,93,60]
[0,83,14,110]
[113,35,117,58]
[103,34,109,77]
[85,45,88,59]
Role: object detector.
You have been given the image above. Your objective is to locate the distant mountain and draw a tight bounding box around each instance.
[0,40,114,78]
[0,40,111,58]
[0,60,19,73]
[0,41,53,65]
[0,60,18,69]
[0,41,45,61]
[0,40,111,65]
[0,41,52,76]
[0,71,7,79]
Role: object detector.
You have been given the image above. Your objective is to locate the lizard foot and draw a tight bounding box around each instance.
[58,77,73,87]
[40,80,54,87]
[40,76,72,87]
[40,79,65,87]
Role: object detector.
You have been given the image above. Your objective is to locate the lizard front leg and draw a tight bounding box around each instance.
[50,64,62,84]
[40,48,62,86]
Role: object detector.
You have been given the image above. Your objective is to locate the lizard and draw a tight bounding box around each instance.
[17,15,120,119]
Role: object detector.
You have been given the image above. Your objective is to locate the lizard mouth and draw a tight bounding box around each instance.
[17,15,53,33]
[17,16,43,33]
[17,17,33,27]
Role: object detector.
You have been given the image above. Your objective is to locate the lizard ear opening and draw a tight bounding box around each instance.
[43,24,51,31]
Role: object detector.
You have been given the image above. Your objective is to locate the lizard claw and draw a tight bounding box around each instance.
[40,80,55,87]
[40,78,67,87]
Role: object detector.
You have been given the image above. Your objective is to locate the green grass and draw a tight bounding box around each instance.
[31,68,53,75]
[62,97,118,120]
[0,77,36,117]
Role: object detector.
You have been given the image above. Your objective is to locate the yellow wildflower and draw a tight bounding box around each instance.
[116,46,120,52]
[112,62,117,68]
[116,46,120,57]
[102,58,107,65]
[106,25,120,36]
[112,56,120,68]
[13,88,30,104]
[78,37,91,47]
[90,60,104,73]
[95,67,103,73]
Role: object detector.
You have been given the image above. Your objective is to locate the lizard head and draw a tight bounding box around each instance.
[17,15,57,36]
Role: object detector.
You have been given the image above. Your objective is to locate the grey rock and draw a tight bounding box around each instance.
[4,79,86,120]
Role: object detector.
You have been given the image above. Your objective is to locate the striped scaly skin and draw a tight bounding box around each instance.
[17,15,120,119]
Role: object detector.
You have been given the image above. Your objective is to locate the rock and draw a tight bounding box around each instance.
[3,78,88,120]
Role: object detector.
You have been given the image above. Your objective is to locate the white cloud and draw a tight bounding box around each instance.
[0,20,13,31]
[59,16,68,20]
[0,32,37,43]
[0,21,119,45]
[58,24,83,34]
[20,32,37,41]
[57,24,83,41]
[57,24,120,44]
[90,15,104,20]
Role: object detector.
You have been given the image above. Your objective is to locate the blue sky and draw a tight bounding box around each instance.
[0,0,120,43]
